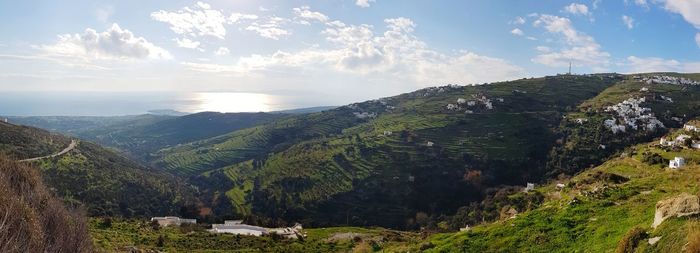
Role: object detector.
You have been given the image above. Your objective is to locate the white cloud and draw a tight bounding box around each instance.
[623,56,700,73]
[622,15,635,29]
[626,0,649,9]
[215,47,230,56]
[664,0,700,28]
[151,1,228,39]
[356,0,376,8]
[184,17,524,86]
[175,38,201,49]
[512,16,526,25]
[228,13,258,24]
[245,16,291,40]
[563,3,590,16]
[293,6,328,25]
[663,0,700,48]
[39,23,172,62]
[532,14,610,67]
[511,28,524,36]
[592,0,602,9]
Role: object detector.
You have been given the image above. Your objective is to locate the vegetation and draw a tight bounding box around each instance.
[0,155,92,252]
[0,122,196,218]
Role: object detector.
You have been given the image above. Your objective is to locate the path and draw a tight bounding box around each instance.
[19,140,78,162]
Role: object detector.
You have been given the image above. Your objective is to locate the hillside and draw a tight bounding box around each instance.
[396,122,700,252]
[9,112,287,161]
[0,155,92,252]
[88,120,700,252]
[0,122,195,218]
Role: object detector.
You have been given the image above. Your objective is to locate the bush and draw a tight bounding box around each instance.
[0,155,92,253]
[615,227,646,253]
[642,152,664,166]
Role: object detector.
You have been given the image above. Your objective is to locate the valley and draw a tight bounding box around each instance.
[4,73,700,252]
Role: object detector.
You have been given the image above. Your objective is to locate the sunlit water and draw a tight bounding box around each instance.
[0,91,318,116]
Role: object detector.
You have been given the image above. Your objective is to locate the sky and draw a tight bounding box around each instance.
[1,0,700,113]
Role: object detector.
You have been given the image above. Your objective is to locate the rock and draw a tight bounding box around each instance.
[648,236,661,245]
[652,193,700,228]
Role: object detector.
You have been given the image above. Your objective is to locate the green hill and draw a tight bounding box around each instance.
[9,112,287,162]
[0,121,195,218]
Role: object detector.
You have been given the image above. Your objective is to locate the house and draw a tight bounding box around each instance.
[556,183,566,189]
[150,216,197,227]
[426,141,434,147]
[693,142,700,149]
[575,118,588,124]
[459,225,471,232]
[446,103,459,110]
[669,157,686,169]
[1,118,7,123]
[383,131,393,136]
[457,98,467,104]
[523,183,535,192]
[676,134,692,144]
[640,87,649,92]
[684,124,699,132]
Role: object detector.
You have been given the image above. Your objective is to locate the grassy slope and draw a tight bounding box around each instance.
[402,130,700,252]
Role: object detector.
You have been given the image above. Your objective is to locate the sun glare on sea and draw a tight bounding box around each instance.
[193,92,271,113]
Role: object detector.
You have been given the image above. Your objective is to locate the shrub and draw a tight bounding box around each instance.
[687,228,700,253]
[615,227,646,253]
[0,155,92,253]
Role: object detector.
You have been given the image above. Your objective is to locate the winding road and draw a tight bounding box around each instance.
[19,140,78,162]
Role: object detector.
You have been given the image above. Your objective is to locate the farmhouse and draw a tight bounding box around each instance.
[669,157,685,169]
[150,216,197,227]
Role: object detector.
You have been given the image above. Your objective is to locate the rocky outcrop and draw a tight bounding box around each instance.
[652,193,700,228]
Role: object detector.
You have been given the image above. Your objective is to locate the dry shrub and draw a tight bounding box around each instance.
[687,227,700,253]
[352,241,373,253]
[615,226,646,253]
[0,155,92,253]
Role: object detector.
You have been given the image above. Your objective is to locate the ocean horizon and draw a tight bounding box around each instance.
[0,91,331,116]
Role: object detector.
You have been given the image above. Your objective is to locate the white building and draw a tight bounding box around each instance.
[684,124,699,132]
[383,131,393,136]
[210,223,268,236]
[556,183,566,189]
[524,183,535,192]
[209,221,304,239]
[669,157,686,169]
[426,141,435,147]
[457,98,467,104]
[150,216,197,227]
[446,104,459,110]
